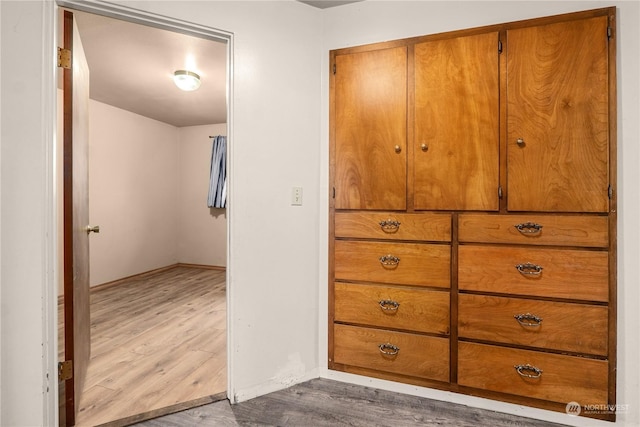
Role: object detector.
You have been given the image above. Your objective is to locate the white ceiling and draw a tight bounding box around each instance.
[68,2,361,127]
[68,10,228,128]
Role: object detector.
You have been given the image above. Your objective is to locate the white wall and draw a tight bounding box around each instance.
[1,1,323,424]
[177,123,227,267]
[0,1,58,424]
[320,2,640,427]
[88,103,227,286]
[128,1,324,402]
[88,100,180,286]
[0,1,3,418]
[5,1,635,426]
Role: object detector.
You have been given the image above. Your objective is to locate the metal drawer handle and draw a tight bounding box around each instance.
[514,364,543,379]
[514,313,543,327]
[378,343,400,356]
[515,263,543,276]
[514,222,543,235]
[379,219,401,232]
[379,299,400,312]
[379,254,400,267]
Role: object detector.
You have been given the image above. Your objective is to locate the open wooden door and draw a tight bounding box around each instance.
[60,10,92,427]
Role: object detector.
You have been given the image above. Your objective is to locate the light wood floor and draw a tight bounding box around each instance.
[59,266,227,427]
[133,378,568,427]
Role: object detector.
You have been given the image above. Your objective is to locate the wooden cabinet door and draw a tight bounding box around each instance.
[414,32,499,211]
[506,17,609,212]
[334,47,407,210]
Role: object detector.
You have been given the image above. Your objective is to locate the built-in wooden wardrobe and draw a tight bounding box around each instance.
[329,7,617,421]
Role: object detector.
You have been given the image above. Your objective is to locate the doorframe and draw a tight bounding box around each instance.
[49,0,236,419]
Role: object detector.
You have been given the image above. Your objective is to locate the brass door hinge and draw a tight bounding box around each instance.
[58,360,73,381]
[57,47,71,69]
[498,39,503,54]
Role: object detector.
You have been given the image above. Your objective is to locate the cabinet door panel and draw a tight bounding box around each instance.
[507,17,609,212]
[335,47,407,210]
[414,32,499,211]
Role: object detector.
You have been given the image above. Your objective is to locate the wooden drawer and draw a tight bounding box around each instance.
[335,282,449,335]
[458,214,608,248]
[458,294,607,355]
[335,240,450,288]
[458,342,608,405]
[334,324,449,382]
[335,212,451,241]
[458,245,608,302]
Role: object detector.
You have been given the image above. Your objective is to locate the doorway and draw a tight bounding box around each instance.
[57,3,232,425]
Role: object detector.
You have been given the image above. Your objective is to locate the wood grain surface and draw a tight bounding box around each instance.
[414,31,499,211]
[335,282,450,335]
[335,47,407,210]
[506,16,609,213]
[335,240,450,287]
[59,266,226,426]
[334,324,449,382]
[458,244,609,302]
[458,342,608,405]
[335,211,451,242]
[134,378,567,427]
[458,294,608,355]
[458,214,609,247]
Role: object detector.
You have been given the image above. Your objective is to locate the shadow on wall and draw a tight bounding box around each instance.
[210,208,227,219]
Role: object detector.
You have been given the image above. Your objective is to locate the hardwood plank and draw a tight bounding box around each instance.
[134,378,566,427]
[60,266,227,427]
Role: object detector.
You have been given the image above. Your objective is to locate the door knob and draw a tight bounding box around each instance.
[86,225,100,234]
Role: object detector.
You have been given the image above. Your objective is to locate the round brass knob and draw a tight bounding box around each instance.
[421,143,428,152]
[516,138,525,147]
[394,145,402,153]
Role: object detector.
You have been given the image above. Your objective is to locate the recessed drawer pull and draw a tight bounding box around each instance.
[514,364,543,379]
[379,299,400,312]
[514,222,543,235]
[514,313,543,327]
[379,254,400,267]
[379,219,401,232]
[378,343,400,356]
[515,262,543,276]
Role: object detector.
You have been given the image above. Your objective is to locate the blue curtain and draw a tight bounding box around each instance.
[208,136,226,208]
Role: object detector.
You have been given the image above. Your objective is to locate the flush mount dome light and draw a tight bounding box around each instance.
[173,70,201,91]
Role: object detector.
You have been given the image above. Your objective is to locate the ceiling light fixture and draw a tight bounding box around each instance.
[173,70,201,91]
